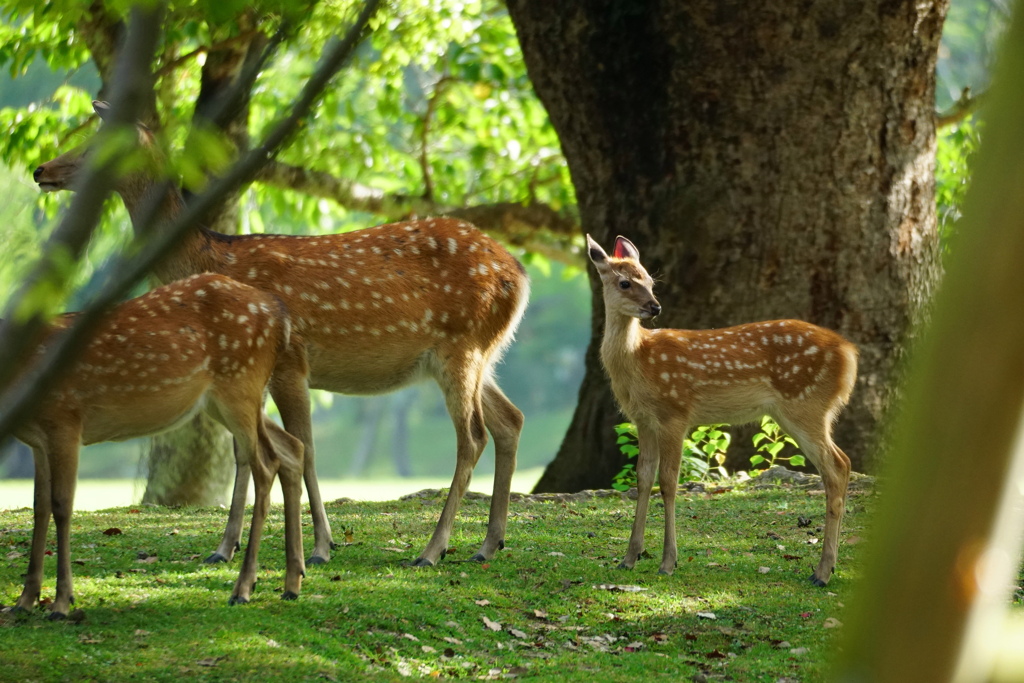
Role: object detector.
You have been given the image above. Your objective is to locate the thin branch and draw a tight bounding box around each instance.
[0,0,384,444]
[418,74,454,202]
[937,87,984,129]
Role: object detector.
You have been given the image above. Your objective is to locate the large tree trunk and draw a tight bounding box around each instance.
[508,0,947,491]
[142,25,263,505]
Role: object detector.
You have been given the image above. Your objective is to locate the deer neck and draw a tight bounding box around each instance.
[600,305,647,380]
[115,175,224,285]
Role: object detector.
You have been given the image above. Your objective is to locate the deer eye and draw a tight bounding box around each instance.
[618,280,631,290]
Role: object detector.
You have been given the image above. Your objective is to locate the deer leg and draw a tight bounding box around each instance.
[224,416,272,606]
[620,427,659,569]
[470,381,524,562]
[206,438,249,564]
[48,434,80,619]
[411,365,488,567]
[813,442,852,586]
[270,343,334,565]
[774,414,851,586]
[15,446,53,613]
[263,419,306,599]
[656,430,685,575]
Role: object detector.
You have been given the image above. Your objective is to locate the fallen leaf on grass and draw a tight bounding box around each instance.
[442,637,463,646]
[651,632,669,643]
[529,609,548,620]
[846,535,863,545]
[758,567,771,574]
[78,633,103,644]
[102,528,122,536]
[5,551,24,560]
[483,616,502,632]
[782,554,802,561]
[707,649,727,659]
[381,547,407,553]
[509,628,528,639]
[594,584,648,593]
[421,645,436,653]
[134,629,151,637]
[696,612,717,620]
[799,612,812,618]
[402,633,420,642]
[790,647,809,656]
[475,599,491,607]
[823,617,843,629]
[197,656,227,667]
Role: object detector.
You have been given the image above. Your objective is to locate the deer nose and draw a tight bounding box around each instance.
[649,302,662,317]
[33,166,43,182]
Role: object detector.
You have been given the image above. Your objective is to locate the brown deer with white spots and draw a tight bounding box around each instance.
[10,273,306,618]
[587,235,858,586]
[34,101,530,569]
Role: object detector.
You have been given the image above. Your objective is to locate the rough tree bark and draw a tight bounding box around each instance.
[507,0,948,490]
[142,22,264,506]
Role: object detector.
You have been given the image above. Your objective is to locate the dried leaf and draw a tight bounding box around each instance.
[510,628,527,639]
[421,645,436,653]
[696,612,717,620]
[758,566,771,574]
[475,599,491,607]
[344,528,355,543]
[5,550,25,560]
[442,637,463,646]
[707,648,727,659]
[823,617,843,629]
[102,528,123,536]
[530,609,548,620]
[846,535,863,545]
[402,633,420,642]
[790,647,810,656]
[548,551,565,557]
[595,584,647,593]
[197,656,225,667]
[482,616,502,632]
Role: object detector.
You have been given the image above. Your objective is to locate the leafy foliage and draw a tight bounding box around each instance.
[935,116,982,252]
[750,416,807,471]
[612,422,731,492]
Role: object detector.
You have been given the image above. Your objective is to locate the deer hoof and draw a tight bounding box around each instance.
[46,610,68,621]
[406,557,435,568]
[617,561,634,570]
[281,591,299,601]
[306,554,329,566]
[809,574,829,587]
[469,553,487,562]
[204,552,230,564]
[228,595,249,606]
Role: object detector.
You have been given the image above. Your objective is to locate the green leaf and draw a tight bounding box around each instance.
[750,455,766,465]
[788,455,806,467]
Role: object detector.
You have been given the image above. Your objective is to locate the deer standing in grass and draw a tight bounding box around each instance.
[10,273,307,618]
[587,235,857,586]
[34,101,529,568]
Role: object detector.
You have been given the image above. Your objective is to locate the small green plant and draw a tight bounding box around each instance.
[611,422,730,491]
[750,416,806,470]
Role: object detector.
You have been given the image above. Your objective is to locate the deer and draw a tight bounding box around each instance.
[586,235,858,586]
[9,272,307,619]
[34,100,530,569]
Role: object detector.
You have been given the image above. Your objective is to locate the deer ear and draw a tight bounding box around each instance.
[93,100,111,120]
[586,234,609,264]
[613,236,640,261]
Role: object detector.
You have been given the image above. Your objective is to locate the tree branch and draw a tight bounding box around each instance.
[937,87,984,128]
[256,159,583,263]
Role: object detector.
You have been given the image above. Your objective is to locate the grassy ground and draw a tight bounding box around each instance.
[0,483,872,681]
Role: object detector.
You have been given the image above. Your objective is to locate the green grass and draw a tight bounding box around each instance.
[0,485,872,681]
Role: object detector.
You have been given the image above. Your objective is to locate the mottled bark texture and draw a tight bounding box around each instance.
[142,27,261,506]
[507,0,947,490]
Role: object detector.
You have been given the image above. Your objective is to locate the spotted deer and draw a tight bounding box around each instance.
[34,101,530,568]
[10,273,307,618]
[587,235,858,586]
